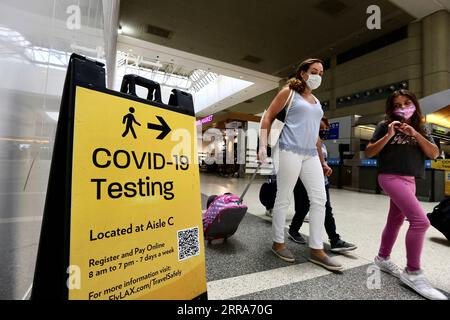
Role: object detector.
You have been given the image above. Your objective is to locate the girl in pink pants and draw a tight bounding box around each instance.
[377,174,430,272]
[366,89,446,300]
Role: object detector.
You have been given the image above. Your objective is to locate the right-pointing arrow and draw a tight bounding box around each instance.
[147,116,171,140]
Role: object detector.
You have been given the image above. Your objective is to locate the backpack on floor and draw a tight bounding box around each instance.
[427,197,450,241]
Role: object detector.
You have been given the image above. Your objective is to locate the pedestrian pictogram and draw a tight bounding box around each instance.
[122,107,141,139]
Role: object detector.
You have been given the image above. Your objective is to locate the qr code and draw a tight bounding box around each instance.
[177,227,200,261]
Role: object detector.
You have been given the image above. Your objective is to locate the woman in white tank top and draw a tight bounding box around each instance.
[259,58,342,271]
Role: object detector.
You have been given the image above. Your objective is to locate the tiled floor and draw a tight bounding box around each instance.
[200,173,450,300]
[1,172,448,300]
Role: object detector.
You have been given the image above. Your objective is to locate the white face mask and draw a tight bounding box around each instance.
[305,74,322,90]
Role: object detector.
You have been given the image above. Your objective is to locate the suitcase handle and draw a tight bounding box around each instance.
[239,163,262,203]
[120,74,163,103]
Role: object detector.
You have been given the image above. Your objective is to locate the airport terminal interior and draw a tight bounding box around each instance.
[1,0,450,300]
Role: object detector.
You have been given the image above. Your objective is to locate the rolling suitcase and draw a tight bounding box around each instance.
[203,164,261,242]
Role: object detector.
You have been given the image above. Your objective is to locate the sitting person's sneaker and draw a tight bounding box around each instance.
[400,269,448,300]
[309,252,343,271]
[330,239,357,253]
[373,256,401,278]
[288,229,307,244]
[271,245,295,263]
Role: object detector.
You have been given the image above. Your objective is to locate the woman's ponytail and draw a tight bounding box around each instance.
[288,77,307,93]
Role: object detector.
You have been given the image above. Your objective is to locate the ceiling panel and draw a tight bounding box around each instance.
[119,0,414,76]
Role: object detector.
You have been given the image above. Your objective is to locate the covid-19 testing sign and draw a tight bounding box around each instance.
[69,87,206,300]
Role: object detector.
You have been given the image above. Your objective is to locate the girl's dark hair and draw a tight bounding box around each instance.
[287,58,324,94]
[385,89,426,136]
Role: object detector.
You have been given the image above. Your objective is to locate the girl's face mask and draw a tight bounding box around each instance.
[393,104,416,120]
